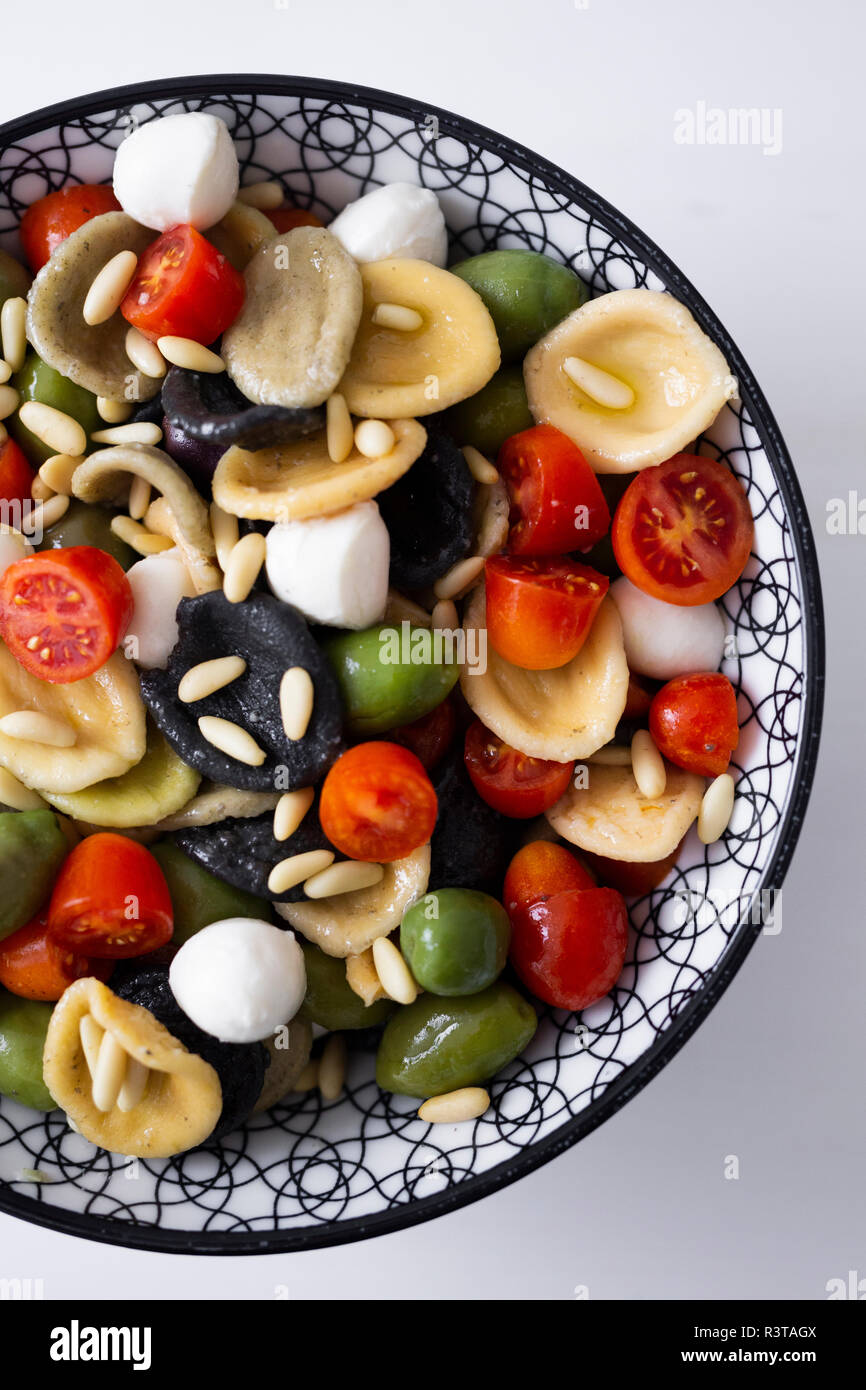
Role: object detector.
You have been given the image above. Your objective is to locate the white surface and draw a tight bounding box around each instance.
[0,0,862,1301]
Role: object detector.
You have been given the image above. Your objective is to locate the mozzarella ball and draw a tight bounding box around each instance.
[610,576,726,680]
[170,918,306,1044]
[265,501,390,629]
[0,525,33,578]
[329,182,448,266]
[113,112,239,232]
[126,549,196,669]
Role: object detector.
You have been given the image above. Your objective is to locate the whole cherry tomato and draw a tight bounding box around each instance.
[389,696,457,771]
[649,672,739,776]
[498,424,610,555]
[581,841,684,897]
[267,207,324,232]
[508,885,629,1011]
[19,184,120,272]
[0,911,112,1000]
[121,224,244,343]
[319,742,438,862]
[503,840,595,915]
[0,438,35,507]
[47,834,173,959]
[464,720,574,818]
[485,555,609,670]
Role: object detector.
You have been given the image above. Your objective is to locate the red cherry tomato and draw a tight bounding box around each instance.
[0,438,35,507]
[485,555,609,670]
[267,207,324,232]
[464,720,574,818]
[0,911,112,1001]
[389,697,457,771]
[581,842,683,897]
[18,184,120,272]
[0,546,133,683]
[508,885,629,1011]
[504,840,595,915]
[319,742,438,862]
[649,672,739,776]
[612,453,754,606]
[623,673,655,721]
[47,834,173,959]
[121,224,244,343]
[498,424,610,556]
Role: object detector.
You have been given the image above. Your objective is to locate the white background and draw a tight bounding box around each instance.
[0,0,862,1301]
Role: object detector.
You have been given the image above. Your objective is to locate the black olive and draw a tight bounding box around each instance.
[162,366,323,451]
[377,423,473,589]
[429,750,516,892]
[161,415,225,492]
[111,961,267,1143]
[172,801,337,903]
[139,590,344,792]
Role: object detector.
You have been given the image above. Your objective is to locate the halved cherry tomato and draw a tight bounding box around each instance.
[120,224,244,344]
[504,840,595,915]
[18,184,120,273]
[0,546,133,683]
[267,207,324,233]
[612,453,754,606]
[47,834,173,959]
[319,742,438,862]
[498,424,610,556]
[581,842,683,896]
[390,697,457,771]
[649,672,739,776]
[464,719,574,818]
[508,885,629,1011]
[0,438,35,507]
[485,555,608,670]
[0,911,113,1000]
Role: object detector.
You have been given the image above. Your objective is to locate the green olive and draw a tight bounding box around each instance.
[37,498,136,570]
[298,940,394,1031]
[9,352,102,467]
[451,249,588,362]
[0,249,31,310]
[375,982,536,1097]
[0,992,55,1111]
[400,888,510,996]
[445,366,533,457]
[324,624,459,737]
[150,841,275,947]
[0,809,68,944]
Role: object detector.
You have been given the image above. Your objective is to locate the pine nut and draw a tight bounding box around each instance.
[303,861,384,899]
[563,355,635,409]
[273,786,314,842]
[0,360,10,385]
[371,937,418,1005]
[631,729,667,799]
[237,180,285,210]
[418,1087,490,1124]
[117,1058,149,1112]
[431,598,458,631]
[433,554,484,601]
[587,743,632,766]
[198,715,266,767]
[279,666,315,741]
[97,396,134,424]
[19,401,87,456]
[110,515,174,555]
[0,385,19,420]
[23,494,69,535]
[210,502,239,570]
[318,1033,347,1101]
[82,249,138,326]
[30,476,54,502]
[127,475,151,521]
[0,712,76,746]
[0,297,27,372]
[325,391,354,463]
[0,766,47,811]
[223,531,266,603]
[268,849,334,895]
[125,327,167,379]
[178,655,247,703]
[79,1015,105,1079]
[39,453,84,495]
[91,1029,128,1112]
[157,337,225,373]
[91,422,162,446]
[698,772,735,845]
[291,1058,319,1093]
[354,419,395,459]
[371,302,424,332]
[461,445,499,485]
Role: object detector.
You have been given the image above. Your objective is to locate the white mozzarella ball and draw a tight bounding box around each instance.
[610,576,726,680]
[265,501,389,629]
[0,525,33,578]
[169,918,306,1044]
[126,549,196,669]
[329,182,448,266]
[113,112,239,232]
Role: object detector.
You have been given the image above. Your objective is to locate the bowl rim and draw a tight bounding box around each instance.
[0,73,824,1257]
